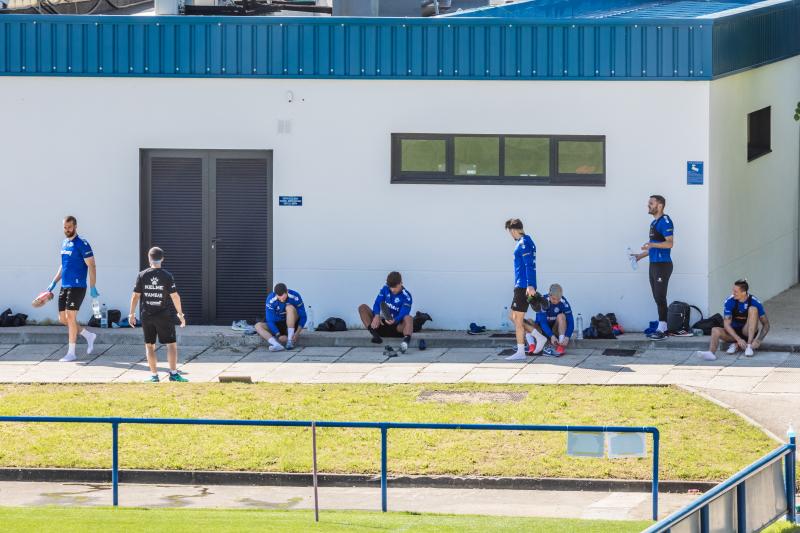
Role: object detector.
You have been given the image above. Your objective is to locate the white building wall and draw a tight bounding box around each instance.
[708,57,800,313]
[0,77,710,330]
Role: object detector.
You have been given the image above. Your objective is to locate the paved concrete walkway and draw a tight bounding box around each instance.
[1,343,799,393]
[0,481,693,520]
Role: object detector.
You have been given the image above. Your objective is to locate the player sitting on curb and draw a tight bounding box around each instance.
[357,271,413,354]
[255,283,308,352]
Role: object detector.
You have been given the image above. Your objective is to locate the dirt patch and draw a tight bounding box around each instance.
[417,390,528,404]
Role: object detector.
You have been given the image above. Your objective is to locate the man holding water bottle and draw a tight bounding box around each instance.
[44,216,98,362]
[630,195,674,340]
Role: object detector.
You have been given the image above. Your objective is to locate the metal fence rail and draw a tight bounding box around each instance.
[0,416,660,519]
[643,437,796,532]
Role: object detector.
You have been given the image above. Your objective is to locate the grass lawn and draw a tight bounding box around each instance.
[0,383,775,481]
[0,507,653,532]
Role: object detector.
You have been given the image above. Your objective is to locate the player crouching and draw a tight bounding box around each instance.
[255,283,307,352]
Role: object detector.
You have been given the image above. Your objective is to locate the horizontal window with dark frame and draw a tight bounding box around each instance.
[391,133,605,186]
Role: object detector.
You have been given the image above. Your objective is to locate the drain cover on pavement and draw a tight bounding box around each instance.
[602,349,637,356]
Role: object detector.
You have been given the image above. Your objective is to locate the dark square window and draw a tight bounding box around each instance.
[747,106,771,162]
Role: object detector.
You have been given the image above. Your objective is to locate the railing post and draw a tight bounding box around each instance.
[312,421,319,522]
[736,482,746,532]
[652,429,660,520]
[699,504,709,533]
[790,435,797,524]
[380,425,388,513]
[111,421,119,507]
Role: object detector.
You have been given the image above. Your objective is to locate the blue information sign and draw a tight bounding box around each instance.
[279,196,303,206]
[687,161,703,185]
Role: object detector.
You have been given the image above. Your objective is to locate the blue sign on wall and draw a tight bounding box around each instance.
[687,161,704,185]
[279,196,303,206]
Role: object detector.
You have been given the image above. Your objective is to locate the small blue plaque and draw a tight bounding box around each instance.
[279,196,303,206]
[687,161,703,185]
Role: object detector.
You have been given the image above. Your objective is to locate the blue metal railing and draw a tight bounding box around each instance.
[0,416,660,519]
[644,436,796,532]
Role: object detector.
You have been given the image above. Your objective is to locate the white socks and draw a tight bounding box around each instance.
[60,344,78,362]
[505,344,527,361]
[525,333,535,345]
[558,334,566,344]
[532,330,547,354]
[287,328,295,341]
[657,321,667,333]
[268,337,281,348]
[80,329,96,354]
[67,343,76,356]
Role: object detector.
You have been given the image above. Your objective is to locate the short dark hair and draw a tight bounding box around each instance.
[734,279,749,293]
[274,283,288,296]
[64,215,77,225]
[650,195,666,207]
[148,247,164,263]
[504,218,523,231]
[386,271,402,288]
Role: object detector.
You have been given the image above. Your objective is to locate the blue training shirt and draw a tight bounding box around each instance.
[265,289,307,333]
[649,215,674,263]
[723,295,765,328]
[60,235,94,288]
[372,285,413,322]
[536,295,575,338]
[513,234,537,289]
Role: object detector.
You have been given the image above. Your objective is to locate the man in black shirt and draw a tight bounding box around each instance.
[128,247,188,382]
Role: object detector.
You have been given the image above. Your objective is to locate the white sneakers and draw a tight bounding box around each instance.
[59,353,77,362]
[696,351,717,361]
[399,341,408,354]
[726,344,738,355]
[268,344,285,352]
[744,345,755,357]
[505,351,526,361]
[727,343,755,357]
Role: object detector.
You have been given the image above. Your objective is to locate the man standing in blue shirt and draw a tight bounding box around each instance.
[255,283,307,352]
[504,218,539,361]
[44,216,99,362]
[631,195,674,340]
[697,279,770,360]
[358,271,413,354]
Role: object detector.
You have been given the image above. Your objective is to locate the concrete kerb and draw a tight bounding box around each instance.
[0,468,715,494]
[4,326,800,353]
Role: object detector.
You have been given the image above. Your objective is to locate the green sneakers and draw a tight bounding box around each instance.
[169,373,189,382]
[146,375,160,383]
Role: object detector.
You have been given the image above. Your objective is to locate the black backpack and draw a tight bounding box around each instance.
[591,314,615,339]
[316,317,347,332]
[667,301,703,333]
[692,313,724,335]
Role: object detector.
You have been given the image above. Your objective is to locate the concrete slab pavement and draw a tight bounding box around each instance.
[0,480,695,521]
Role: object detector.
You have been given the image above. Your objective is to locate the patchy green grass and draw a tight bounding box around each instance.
[0,384,775,480]
[0,507,652,533]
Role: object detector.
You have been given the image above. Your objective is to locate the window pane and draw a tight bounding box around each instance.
[401,139,446,172]
[505,137,550,177]
[558,140,604,174]
[454,136,499,176]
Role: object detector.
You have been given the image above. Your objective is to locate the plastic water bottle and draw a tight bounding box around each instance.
[576,313,584,340]
[500,306,510,331]
[306,305,315,330]
[100,303,108,329]
[789,423,796,440]
[627,247,638,271]
[92,299,101,319]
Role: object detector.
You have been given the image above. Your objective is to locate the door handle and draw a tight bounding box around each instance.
[211,238,223,250]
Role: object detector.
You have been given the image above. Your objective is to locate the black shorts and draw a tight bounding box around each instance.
[511,287,530,313]
[376,320,404,338]
[142,312,177,345]
[58,287,86,312]
[268,320,288,336]
[733,326,759,339]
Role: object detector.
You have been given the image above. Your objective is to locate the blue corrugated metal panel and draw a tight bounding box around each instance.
[712,0,800,76]
[452,0,759,19]
[0,14,715,79]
